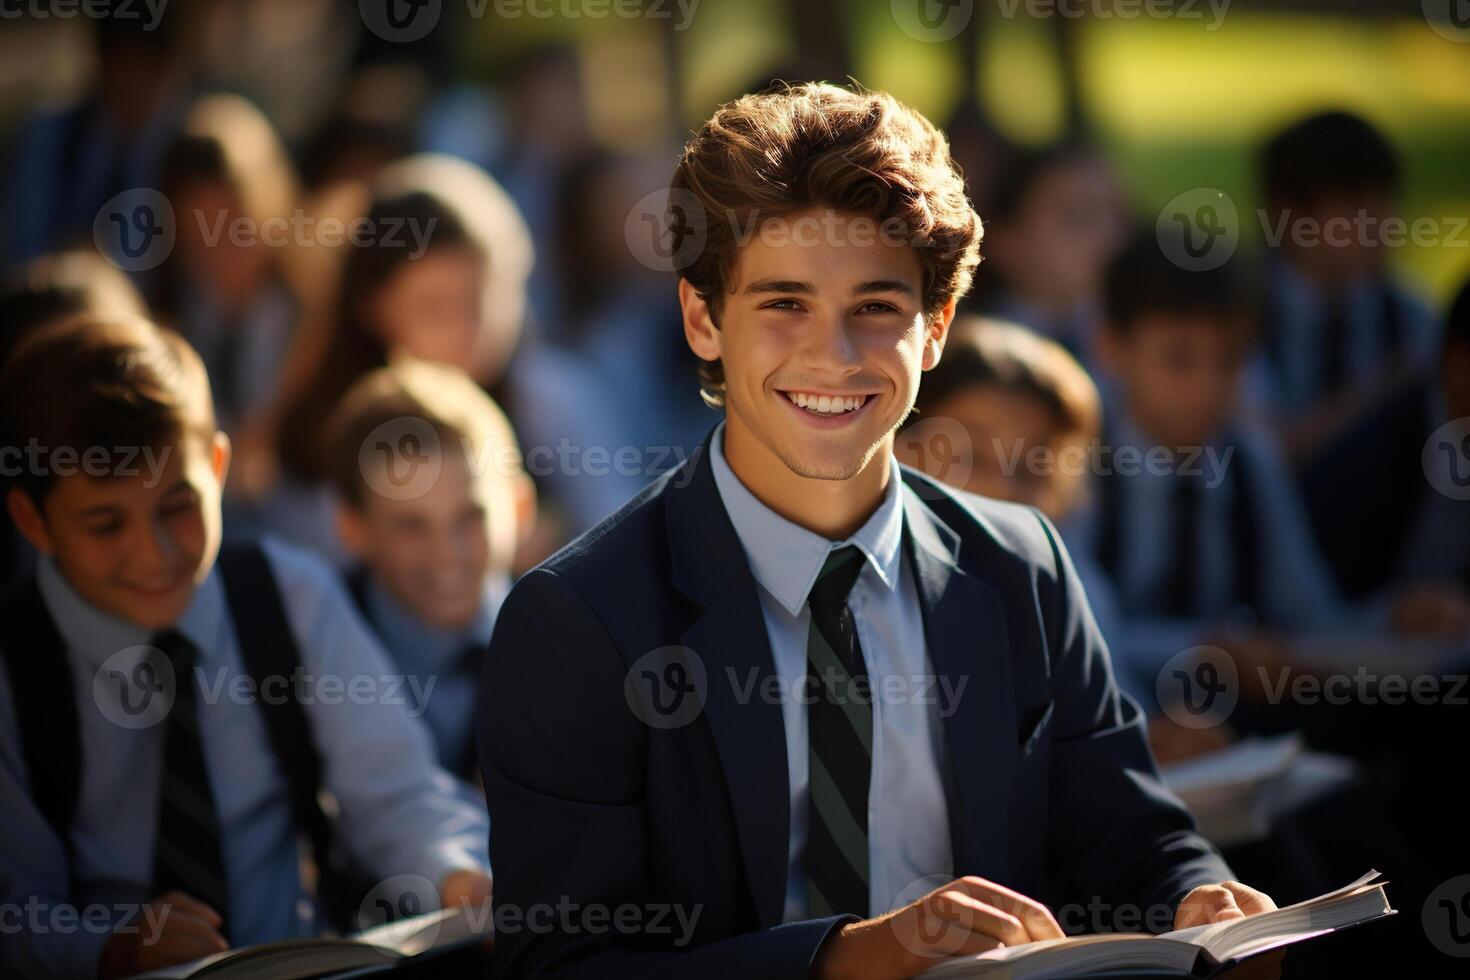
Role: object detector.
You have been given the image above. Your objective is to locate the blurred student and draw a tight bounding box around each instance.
[4,17,189,264]
[895,317,1100,523]
[265,155,533,561]
[0,250,148,591]
[964,142,1127,366]
[327,359,535,783]
[1071,234,1347,714]
[0,316,491,980]
[1300,273,1470,618]
[153,95,302,439]
[1251,111,1437,461]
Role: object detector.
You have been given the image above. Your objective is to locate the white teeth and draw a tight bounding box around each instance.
[785,392,866,415]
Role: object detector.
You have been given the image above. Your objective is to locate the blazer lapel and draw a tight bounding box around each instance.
[667,429,790,929]
[901,480,1017,884]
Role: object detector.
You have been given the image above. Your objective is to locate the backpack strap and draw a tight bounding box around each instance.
[0,578,82,844]
[216,541,360,931]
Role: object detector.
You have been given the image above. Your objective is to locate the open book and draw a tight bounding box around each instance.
[129,907,489,980]
[918,871,1393,979]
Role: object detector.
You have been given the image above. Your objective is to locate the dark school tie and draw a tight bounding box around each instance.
[150,630,231,927]
[804,545,873,918]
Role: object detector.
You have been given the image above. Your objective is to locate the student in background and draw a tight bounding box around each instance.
[1251,111,1437,463]
[263,154,533,562]
[895,316,1100,524]
[1072,233,1346,715]
[963,142,1127,366]
[0,251,149,591]
[152,94,302,440]
[1300,273,1470,621]
[326,358,535,785]
[0,315,491,980]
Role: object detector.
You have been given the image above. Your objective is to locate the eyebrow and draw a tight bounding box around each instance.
[742,278,916,297]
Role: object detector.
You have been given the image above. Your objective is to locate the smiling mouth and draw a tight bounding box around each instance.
[779,390,874,416]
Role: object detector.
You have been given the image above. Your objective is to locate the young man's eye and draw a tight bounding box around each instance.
[762,299,805,312]
[84,521,124,537]
[856,301,900,315]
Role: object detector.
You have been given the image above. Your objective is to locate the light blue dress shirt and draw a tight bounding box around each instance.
[359,572,508,778]
[1065,411,1349,710]
[707,421,953,922]
[0,538,491,980]
[1244,260,1436,417]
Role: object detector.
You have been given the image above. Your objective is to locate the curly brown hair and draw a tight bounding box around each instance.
[671,82,984,407]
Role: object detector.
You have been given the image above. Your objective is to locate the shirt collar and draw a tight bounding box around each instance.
[708,419,904,618]
[36,555,224,668]
[362,573,503,668]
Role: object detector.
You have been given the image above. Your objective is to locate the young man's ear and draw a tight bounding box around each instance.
[922,296,959,371]
[335,503,368,559]
[679,278,721,364]
[210,431,233,487]
[6,486,52,555]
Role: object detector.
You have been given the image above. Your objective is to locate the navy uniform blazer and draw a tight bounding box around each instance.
[477,426,1231,978]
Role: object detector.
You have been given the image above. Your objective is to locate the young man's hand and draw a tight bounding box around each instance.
[440,869,493,917]
[98,891,228,980]
[1174,881,1276,929]
[811,876,1065,980]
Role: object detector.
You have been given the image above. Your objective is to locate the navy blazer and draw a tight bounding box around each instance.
[478,426,1230,979]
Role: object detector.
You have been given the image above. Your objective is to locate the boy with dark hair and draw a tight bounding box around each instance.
[0,316,491,980]
[1078,231,1347,709]
[327,358,535,784]
[1252,110,1437,460]
[479,83,1271,980]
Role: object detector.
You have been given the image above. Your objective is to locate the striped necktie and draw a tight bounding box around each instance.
[804,546,872,918]
[150,630,231,928]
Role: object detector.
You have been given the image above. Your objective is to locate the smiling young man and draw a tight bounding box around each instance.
[478,83,1272,980]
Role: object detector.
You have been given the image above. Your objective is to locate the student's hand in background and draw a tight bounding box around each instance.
[440,869,493,917]
[1174,881,1276,929]
[1147,715,1235,767]
[812,876,1065,980]
[98,891,229,979]
[1391,582,1470,639]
